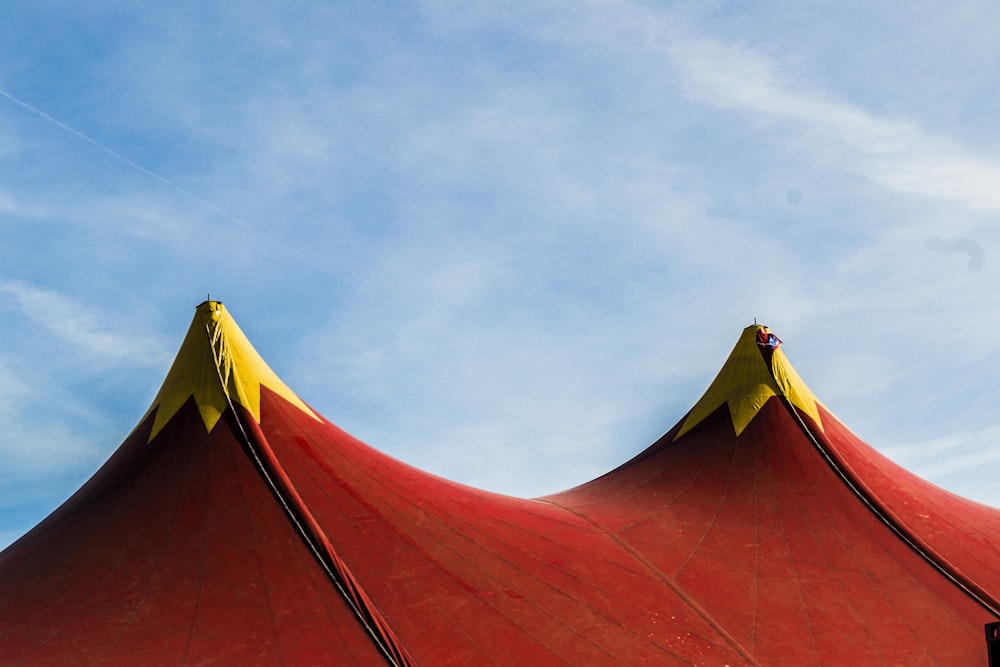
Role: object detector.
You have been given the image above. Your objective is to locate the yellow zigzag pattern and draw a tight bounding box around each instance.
[676,325,823,439]
[145,301,319,441]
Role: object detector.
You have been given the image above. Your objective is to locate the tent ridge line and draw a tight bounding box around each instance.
[203,320,416,667]
[237,409,417,666]
[778,396,1000,619]
[754,333,1000,616]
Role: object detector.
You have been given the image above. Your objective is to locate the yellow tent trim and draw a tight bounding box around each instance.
[145,301,319,441]
[675,325,823,439]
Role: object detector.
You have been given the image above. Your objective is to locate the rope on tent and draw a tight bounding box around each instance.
[203,318,415,667]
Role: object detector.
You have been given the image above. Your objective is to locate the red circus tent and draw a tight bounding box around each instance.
[2,300,999,665]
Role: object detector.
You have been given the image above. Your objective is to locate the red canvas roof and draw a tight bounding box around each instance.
[1,301,998,665]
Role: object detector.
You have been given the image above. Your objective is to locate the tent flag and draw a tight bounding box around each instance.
[756,328,782,351]
[1,302,999,666]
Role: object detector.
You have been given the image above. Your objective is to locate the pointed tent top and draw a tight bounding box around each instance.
[7,307,1000,664]
[145,300,319,441]
[676,324,823,438]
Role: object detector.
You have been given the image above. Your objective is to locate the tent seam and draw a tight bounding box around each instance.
[204,321,414,667]
[540,498,762,666]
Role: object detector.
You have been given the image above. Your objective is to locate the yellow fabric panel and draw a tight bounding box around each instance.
[771,346,824,431]
[676,325,823,439]
[145,301,319,441]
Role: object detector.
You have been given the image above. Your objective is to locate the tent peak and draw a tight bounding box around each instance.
[675,324,823,439]
[144,301,319,441]
[196,297,223,309]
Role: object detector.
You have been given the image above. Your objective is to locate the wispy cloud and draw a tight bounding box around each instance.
[672,38,1000,211]
[2,0,1000,542]
[0,192,16,214]
[0,281,171,366]
[0,354,119,542]
[882,425,1000,493]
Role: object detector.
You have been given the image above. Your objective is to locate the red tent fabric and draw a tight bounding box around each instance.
[1,301,998,665]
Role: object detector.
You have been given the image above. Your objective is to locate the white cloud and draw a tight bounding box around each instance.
[0,281,171,366]
[0,192,16,214]
[672,38,1000,210]
[1,0,1000,537]
[881,425,1000,508]
[0,355,113,490]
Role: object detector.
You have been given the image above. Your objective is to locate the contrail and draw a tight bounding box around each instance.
[0,86,256,234]
[0,85,331,270]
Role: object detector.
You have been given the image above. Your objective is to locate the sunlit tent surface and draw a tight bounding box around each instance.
[2,301,999,665]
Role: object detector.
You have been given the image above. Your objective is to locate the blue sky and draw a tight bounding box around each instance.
[2,1,999,549]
